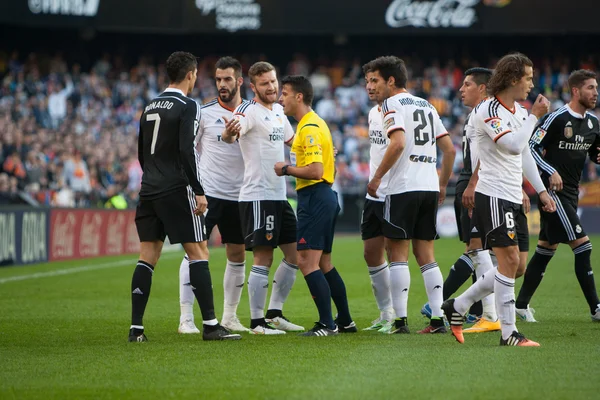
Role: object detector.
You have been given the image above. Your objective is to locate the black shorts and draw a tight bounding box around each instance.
[361,199,385,240]
[539,191,586,245]
[454,180,481,244]
[297,183,340,253]
[135,186,206,244]
[205,196,244,245]
[239,200,297,251]
[382,191,439,241]
[474,192,529,252]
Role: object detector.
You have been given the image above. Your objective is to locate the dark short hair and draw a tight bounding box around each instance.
[248,61,275,84]
[281,75,314,106]
[568,69,597,95]
[465,67,493,86]
[362,60,374,75]
[215,56,242,78]
[165,51,198,84]
[367,56,408,88]
[487,53,533,95]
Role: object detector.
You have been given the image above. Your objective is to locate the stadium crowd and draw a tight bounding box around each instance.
[1,51,599,208]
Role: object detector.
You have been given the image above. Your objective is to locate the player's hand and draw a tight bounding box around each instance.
[438,186,447,205]
[462,183,476,209]
[194,195,208,215]
[222,116,241,138]
[367,177,381,199]
[274,161,287,177]
[531,94,550,119]
[549,171,563,192]
[538,191,556,213]
[596,147,600,163]
[522,189,531,214]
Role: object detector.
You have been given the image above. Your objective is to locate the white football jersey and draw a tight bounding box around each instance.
[234,100,295,201]
[473,97,534,204]
[381,92,448,194]
[367,105,389,202]
[465,112,479,173]
[196,99,246,201]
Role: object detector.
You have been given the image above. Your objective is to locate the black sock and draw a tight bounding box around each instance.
[469,271,483,317]
[443,254,474,300]
[265,309,283,319]
[131,260,154,327]
[573,241,600,314]
[304,270,335,330]
[324,267,352,326]
[515,246,555,309]
[188,260,216,322]
[251,318,267,329]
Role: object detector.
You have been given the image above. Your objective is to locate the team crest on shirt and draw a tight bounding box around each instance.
[531,128,547,144]
[588,119,594,129]
[265,232,273,241]
[564,121,574,139]
[576,225,582,234]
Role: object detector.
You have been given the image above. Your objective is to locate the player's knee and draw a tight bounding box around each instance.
[226,244,246,263]
[253,247,274,268]
[183,241,209,261]
[363,246,384,267]
[413,247,434,266]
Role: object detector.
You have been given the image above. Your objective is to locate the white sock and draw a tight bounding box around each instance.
[454,267,497,315]
[421,262,444,318]
[179,255,194,323]
[389,262,410,319]
[471,250,497,321]
[223,259,245,318]
[267,259,298,312]
[248,265,269,320]
[494,271,517,340]
[368,263,392,316]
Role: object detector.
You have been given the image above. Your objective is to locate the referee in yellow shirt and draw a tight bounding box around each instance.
[275,76,355,336]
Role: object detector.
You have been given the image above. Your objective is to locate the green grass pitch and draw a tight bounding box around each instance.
[1,235,599,400]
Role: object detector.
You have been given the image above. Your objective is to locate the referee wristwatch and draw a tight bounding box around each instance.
[281,165,290,176]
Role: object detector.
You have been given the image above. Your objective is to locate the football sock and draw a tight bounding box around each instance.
[267,259,298,313]
[573,241,600,314]
[248,265,269,321]
[443,254,474,300]
[389,261,410,319]
[368,263,392,316]
[188,260,216,323]
[454,267,496,316]
[494,271,517,340]
[468,272,483,317]
[304,270,335,330]
[421,262,444,318]
[472,249,495,320]
[223,259,245,318]
[179,255,194,323]
[515,246,555,309]
[324,267,352,325]
[131,260,154,328]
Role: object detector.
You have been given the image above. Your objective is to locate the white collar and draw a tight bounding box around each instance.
[566,104,585,119]
[163,88,186,96]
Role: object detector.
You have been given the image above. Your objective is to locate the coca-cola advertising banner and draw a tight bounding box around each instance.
[1,0,599,34]
[49,209,139,262]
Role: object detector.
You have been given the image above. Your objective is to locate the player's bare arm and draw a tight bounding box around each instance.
[274,161,323,180]
[367,128,405,198]
[462,160,480,209]
[436,134,456,205]
[221,116,241,143]
[522,189,531,214]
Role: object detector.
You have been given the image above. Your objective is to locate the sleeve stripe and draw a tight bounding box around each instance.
[529,141,556,174]
[435,132,449,139]
[484,117,501,123]
[387,127,405,137]
[300,123,319,131]
[541,106,568,130]
[236,101,252,115]
[234,112,246,117]
[285,134,295,144]
[493,130,511,142]
[383,110,396,117]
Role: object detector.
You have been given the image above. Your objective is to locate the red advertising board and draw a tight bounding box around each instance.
[49,209,140,261]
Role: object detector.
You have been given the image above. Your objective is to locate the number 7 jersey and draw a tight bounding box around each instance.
[381,92,448,195]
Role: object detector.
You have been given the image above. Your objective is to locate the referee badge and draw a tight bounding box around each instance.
[564,122,573,139]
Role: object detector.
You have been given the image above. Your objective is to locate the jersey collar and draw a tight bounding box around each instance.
[163,88,186,96]
[566,104,585,119]
[218,97,235,112]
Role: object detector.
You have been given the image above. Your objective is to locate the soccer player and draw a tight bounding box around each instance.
[178,57,250,334]
[275,75,355,336]
[516,69,600,322]
[360,61,393,333]
[442,53,556,346]
[366,56,457,334]
[434,68,502,334]
[130,51,240,342]
[222,62,304,335]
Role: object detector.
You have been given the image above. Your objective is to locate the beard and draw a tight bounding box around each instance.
[580,96,597,111]
[218,85,238,103]
[256,89,276,105]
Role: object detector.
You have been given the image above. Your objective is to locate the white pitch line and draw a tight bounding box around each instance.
[0,251,183,284]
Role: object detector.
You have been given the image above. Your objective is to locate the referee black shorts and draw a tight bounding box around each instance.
[135,186,206,244]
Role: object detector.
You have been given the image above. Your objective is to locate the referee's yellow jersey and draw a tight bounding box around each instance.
[290,110,335,191]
